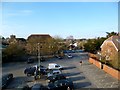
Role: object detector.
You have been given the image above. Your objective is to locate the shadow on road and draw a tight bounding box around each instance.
[70,76,86,82]
[74,82,92,89]
[64,72,81,77]
[63,66,76,70]
[6,76,34,89]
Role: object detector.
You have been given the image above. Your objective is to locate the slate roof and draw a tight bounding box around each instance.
[27,34,52,40]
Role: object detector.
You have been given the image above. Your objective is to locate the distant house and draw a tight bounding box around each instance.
[27,34,52,41]
[1,38,9,49]
[100,36,120,61]
[8,35,26,45]
[68,42,78,50]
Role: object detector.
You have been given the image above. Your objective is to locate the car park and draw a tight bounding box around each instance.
[1,73,13,89]
[48,63,63,70]
[47,79,74,90]
[47,74,66,83]
[47,69,62,78]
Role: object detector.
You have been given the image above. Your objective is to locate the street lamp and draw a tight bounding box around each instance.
[38,43,40,67]
[37,43,41,78]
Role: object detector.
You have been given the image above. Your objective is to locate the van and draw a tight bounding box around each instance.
[48,63,63,70]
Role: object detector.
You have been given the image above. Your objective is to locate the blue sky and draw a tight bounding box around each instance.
[2,2,118,39]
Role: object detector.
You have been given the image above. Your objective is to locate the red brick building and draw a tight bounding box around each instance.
[100,36,120,61]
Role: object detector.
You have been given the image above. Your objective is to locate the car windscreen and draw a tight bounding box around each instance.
[55,65,60,67]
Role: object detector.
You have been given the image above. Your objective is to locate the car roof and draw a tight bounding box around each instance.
[52,69,61,72]
[49,63,57,65]
[48,79,71,87]
[48,74,65,79]
[54,79,71,84]
[32,84,43,89]
[49,69,60,73]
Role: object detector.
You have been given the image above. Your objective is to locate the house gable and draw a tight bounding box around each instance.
[101,36,120,52]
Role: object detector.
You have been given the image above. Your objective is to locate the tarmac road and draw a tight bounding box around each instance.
[2,52,119,89]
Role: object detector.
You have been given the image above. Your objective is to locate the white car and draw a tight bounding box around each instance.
[47,69,62,78]
[48,63,63,70]
[66,54,73,58]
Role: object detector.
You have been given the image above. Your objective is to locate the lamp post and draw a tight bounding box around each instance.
[37,43,41,78]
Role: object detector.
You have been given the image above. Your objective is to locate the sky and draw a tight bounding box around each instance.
[1,2,118,39]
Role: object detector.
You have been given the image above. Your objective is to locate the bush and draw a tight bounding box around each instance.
[101,59,106,64]
[89,53,99,60]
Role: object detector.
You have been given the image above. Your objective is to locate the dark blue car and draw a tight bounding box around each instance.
[24,65,47,76]
[1,73,13,89]
[47,79,74,90]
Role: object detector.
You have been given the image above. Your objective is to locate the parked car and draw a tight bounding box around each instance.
[48,63,63,70]
[40,57,45,62]
[47,74,66,83]
[65,54,73,58]
[24,67,36,76]
[31,83,47,90]
[47,69,62,78]
[35,65,48,75]
[47,79,74,90]
[17,84,30,90]
[27,57,34,64]
[1,73,13,89]
[24,65,47,76]
[55,55,63,59]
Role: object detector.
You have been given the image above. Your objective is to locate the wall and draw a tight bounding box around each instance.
[103,64,120,80]
[89,58,101,69]
[89,58,120,80]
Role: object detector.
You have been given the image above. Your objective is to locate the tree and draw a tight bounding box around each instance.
[108,51,120,71]
[53,35,63,42]
[53,36,67,55]
[106,31,118,38]
[2,42,26,62]
[26,36,63,56]
[83,37,106,53]
[66,35,74,44]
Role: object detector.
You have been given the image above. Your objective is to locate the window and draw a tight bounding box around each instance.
[55,65,60,67]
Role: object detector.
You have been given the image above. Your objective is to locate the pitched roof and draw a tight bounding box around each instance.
[101,36,120,51]
[27,34,52,40]
[16,38,26,42]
